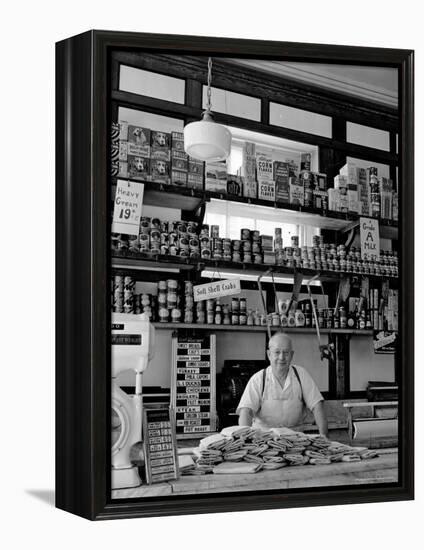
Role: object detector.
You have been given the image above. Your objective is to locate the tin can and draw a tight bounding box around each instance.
[232,251,241,263]
[251,230,260,241]
[123,276,135,293]
[128,234,139,252]
[187,221,198,234]
[160,232,169,245]
[253,253,263,264]
[169,221,179,233]
[179,236,189,251]
[140,217,151,234]
[241,228,251,240]
[184,310,193,323]
[169,232,179,246]
[239,312,247,325]
[177,222,187,235]
[206,299,215,311]
[185,295,194,309]
[150,247,160,256]
[213,237,223,250]
[242,239,251,252]
[158,290,167,306]
[252,241,261,254]
[243,253,252,263]
[291,236,299,248]
[211,225,220,238]
[159,307,169,323]
[200,237,211,249]
[180,249,189,258]
[223,253,232,262]
[169,244,179,256]
[189,237,199,249]
[231,297,239,312]
[239,298,246,313]
[167,291,177,309]
[151,218,161,229]
[160,245,169,255]
[184,281,193,294]
[117,235,129,250]
[171,308,181,322]
[190,250,200,259]
[161,221,169,233]
[207,310,214,324]
[232,240,241,251]
[231,312,239,325]
[201,248,211,259]
[200,224,209,238]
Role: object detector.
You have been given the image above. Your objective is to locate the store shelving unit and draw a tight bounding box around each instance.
[110,51,399,400]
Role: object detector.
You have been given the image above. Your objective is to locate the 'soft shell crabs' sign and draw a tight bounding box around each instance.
[193,279,241,302]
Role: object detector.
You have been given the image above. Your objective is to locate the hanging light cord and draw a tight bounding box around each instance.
[206,57,213,114]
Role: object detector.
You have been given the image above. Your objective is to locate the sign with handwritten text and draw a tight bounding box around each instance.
[112,179,144,236]
[193,279,241,302]
[360,217,380,262]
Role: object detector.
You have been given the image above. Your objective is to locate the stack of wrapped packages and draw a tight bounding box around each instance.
[180,426,378,476]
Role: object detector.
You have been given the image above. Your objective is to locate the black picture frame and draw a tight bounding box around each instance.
[56,30,414,520]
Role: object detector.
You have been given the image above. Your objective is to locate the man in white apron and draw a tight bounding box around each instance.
[236,332,328,437]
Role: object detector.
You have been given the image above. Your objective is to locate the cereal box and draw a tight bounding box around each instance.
[187,158,204,190]
[274,161,290,203]
[151,131,171,161]
[328,188,340,211]
[171,150,188,172]
[205,162,227,193]
[227,175,243,197]
[128,156,150,181]
[347,184,360,214]
[171,131,185,152]
[289,177,304,206]
[171,170,187,187]
[300,153,311,171]
[340,163,359,186]
[242,141,256,180]
[119,121,129,141]
[313,190,328,211]
[150,158,170,184]
[256,149,273,182]
[243,179,257,199]
[258,180,275,202]
[127,125,151,158]
[315,173,327,191]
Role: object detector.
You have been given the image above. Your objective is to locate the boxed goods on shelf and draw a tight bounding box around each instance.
[274,161,290,203]
[205,161,227,193]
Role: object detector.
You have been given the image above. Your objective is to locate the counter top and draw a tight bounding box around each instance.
[112,449,398,500]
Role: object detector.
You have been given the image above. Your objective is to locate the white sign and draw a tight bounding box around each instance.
[193,278,241,302]
[360,217,380,262]
[112,179,144,236]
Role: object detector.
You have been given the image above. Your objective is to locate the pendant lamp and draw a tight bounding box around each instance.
[184,57,232,162]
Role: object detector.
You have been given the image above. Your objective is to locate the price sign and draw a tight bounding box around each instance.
[143,408,179,484]
[373,330,397,354]
[360,217,380,262]
[171,335,217,439]
[193,278,241,302]
[112,179,144,236]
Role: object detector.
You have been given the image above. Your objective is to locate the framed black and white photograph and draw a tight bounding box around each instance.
[56,30,414,520]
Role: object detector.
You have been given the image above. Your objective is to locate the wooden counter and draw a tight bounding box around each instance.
[112,449,398,499]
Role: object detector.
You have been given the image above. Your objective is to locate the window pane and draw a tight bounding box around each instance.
[203,87,261,121]
[270,102,332,138]
[118,107,184,133]
[119,65,185,104]
[347,122,390,152]
[346,157,390,179]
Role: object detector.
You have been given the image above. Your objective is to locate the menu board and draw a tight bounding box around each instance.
[143,408,179,484]
[171,335,217,439]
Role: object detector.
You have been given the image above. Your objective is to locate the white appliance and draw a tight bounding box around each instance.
[111,313,156,489]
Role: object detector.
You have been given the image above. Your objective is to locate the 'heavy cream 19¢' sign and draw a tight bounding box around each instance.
[193,279,241,302]
[360,217,380,262]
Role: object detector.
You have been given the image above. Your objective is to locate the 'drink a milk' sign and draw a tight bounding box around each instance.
[193,279,241,302]
[360,217,380,262]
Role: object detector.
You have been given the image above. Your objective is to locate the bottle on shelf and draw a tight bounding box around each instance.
[215,300,222,325]
[339,306,347,329]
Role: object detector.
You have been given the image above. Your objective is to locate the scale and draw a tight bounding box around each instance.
[111,313,156,489]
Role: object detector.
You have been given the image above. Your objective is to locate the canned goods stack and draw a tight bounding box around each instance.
[112,275,124,313]
[183,281,194,323]
[158,279,181,323]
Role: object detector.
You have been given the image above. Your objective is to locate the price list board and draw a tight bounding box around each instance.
[171,334,217,439]
[143,408,179,484]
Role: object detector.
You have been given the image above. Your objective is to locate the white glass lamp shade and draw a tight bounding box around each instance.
[184,117,232,162]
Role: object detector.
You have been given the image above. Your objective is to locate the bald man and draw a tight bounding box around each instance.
[237,332,328,436]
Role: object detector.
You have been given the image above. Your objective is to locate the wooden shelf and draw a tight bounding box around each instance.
[112,178,398,235]
[111,250,398,283]
[152,323,373,335]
